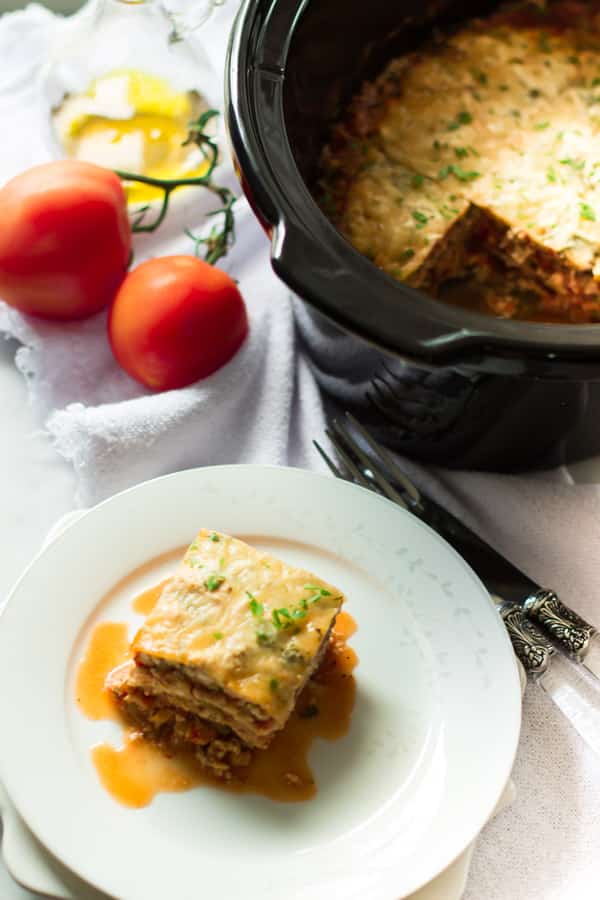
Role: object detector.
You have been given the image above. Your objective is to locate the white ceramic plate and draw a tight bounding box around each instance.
[0,465,521,900]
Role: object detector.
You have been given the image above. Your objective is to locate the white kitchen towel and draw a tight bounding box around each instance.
[2,5,600,900]
[0,3,326,504]
[0,196,326,502]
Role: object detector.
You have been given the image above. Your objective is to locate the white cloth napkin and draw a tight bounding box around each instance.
[2,5,600,900]
[0,195,325,502]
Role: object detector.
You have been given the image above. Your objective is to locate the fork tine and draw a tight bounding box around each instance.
[313,439,348,480]
[324,427,380,494]
[330,418,410,509]
[345,412,421,506]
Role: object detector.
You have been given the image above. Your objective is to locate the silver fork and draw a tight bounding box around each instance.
[316,414,600,756]
[315,412,599,678]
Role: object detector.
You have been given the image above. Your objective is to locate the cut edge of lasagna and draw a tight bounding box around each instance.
[107,661,253,779]
[106,530,344,778]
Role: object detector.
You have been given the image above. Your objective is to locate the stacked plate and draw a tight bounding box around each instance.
[0,466,521,900]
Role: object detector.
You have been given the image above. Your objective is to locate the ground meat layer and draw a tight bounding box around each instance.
[108,662,253,779]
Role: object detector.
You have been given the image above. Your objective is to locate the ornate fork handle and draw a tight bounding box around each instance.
[499,603,555,676]
[523,590,597,661]
[317,413,600,669]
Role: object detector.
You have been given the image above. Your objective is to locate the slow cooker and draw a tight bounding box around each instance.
[226,0,600,471]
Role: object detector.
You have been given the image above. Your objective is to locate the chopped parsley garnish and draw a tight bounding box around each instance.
[256,630,273,647]
[205,575,225,591]
[299,704,319,719]
[188,559,204,569]
[534,122,550,130]
[593,77,600,87]
[248,593,264,617]
[547,167,557,183]
[580,202,596,221]
[447,110,473,131]
[269,678,279,692]
[438,164,480,182]
[432,139,448,151]
[538,32,551,53]
[209,532,220,542]
[472,69,487,85]
[303,585,334,606]
[411,173,424,188]
[272,607,292,629]
[499,84,509,91]
[412,210,429,228]
[213,631,223,641]
[454,147,469,159]
[189,541,199,552]
[399,247,415,263]
[282,643,305,664]
[219,557,225,569]
[568,55,580,65]
[440,204,459,220]
[529,88,541,99]
[273,589,321,628]
[560,158,585,171]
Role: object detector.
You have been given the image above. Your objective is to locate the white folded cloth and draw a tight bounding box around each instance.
[0,195,325,503]
[1,5,600,900]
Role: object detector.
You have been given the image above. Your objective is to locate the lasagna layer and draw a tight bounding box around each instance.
[132,615,335,748]
[130,530,344,745]
[108,662,252,779]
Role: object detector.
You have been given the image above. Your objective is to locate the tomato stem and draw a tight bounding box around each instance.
[114,110,237,262]
[185,191,237,265]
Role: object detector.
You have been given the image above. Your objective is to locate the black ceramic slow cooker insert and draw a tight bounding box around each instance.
[226,0,600,471]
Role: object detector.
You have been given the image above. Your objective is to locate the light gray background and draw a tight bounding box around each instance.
[1,1,599,897]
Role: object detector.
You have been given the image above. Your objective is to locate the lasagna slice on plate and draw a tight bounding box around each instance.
[107,529,344,778]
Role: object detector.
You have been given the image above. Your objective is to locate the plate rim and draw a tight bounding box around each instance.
[0,464,522,899]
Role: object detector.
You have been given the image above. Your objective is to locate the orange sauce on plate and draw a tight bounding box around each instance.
[76,622,130,721]
[77,584,358,808]
[131,579,169,615]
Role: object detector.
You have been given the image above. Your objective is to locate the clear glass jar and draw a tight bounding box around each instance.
[44,0,223,200]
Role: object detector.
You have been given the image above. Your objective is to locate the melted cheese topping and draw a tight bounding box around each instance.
[327,3,600,306]
[132,530,344,722]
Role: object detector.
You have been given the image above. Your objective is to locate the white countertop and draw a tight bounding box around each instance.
[0,340,73,900]
[3,328,600,900]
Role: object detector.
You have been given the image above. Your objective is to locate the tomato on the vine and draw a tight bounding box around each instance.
[0,160,131,321]
[108,255,248,391]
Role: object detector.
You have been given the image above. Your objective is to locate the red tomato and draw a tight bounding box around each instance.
[108,256,248,391]
[0,161,131,320]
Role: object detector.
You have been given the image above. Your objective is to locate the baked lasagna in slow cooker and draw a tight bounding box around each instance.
[320,1,600,322]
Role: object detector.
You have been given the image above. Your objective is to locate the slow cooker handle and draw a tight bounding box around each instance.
[271,216,492,367]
